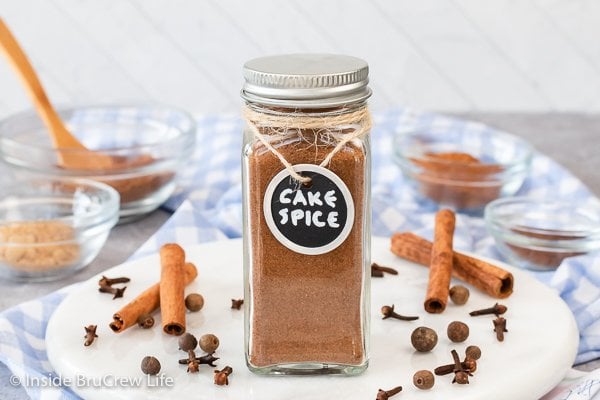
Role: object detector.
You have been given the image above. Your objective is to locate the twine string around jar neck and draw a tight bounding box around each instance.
[243,106,373,184]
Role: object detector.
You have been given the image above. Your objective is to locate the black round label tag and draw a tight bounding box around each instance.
[263,164,354,255]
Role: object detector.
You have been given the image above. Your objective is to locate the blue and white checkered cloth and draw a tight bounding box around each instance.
[1,108,600,400]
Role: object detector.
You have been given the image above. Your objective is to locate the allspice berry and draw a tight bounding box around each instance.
[178,333,198,352]
[141,356,161,375]
[413,369,435,390]
[411,326,438,352]
[449,285,470,305]
[465,345,481,360]
[447,321,469,343]
[185,293,205,312]
[199,333,220,353]
[137,313,154,329]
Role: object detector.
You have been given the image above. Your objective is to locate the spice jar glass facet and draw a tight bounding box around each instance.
[241,54,372,375]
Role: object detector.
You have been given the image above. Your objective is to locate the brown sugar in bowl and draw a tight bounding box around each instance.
[0,178,119,281]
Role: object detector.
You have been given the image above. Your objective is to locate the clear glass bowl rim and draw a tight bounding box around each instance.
[0,177,120,246]
[393,125,534,175]
[0,103,196,153]
[484,196,600,247]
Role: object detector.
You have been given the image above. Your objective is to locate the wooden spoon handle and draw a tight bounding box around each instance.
[0,18,84,149]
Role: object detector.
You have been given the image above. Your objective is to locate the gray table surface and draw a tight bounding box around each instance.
[1,113,599,399]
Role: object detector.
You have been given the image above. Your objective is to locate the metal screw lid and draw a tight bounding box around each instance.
[241,53,371,108]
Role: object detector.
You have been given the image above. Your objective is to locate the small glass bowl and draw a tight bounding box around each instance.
[0,105,196,222]
[393,124,532,211]
[485,197,600,270]
[0,178,119,281]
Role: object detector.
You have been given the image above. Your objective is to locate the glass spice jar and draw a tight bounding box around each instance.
[241,54,372,375]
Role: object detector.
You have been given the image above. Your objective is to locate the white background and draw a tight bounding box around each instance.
[1,0,600,117]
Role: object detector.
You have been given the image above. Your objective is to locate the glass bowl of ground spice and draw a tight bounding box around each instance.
[0,105,196,222]
[393,124,532,211]
[485,197,600,270]
[0,178,119,281]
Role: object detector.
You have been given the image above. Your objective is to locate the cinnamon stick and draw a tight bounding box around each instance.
[391,232,513,299]
[109,262,197,333]
[424,209,455,313]
[160,244,187,335]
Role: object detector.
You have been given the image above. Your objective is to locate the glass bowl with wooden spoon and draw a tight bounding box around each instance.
[0,105,196,222]
[0,18,196,222]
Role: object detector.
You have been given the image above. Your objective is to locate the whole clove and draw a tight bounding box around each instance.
[493,316,508,341]
[178,352,220,367]
[177,333,201,373]
[469,303,507,317]
[434,364,454,376]
[435,360,477,376]
[98,285,127,300]
[231,299,244,310]
[214,366,233,386]
[199,352,220,367]
[84,325,98,346]
[371,263,398,277]
[451,349,471,384]
[98,275,130,287]
[381,304,419,321]
[376,386,403,400]
[186,350,200,373]
[436,346,480,375]
[453,371,470,385]
[187,360,199,373]
[371,268,384,277]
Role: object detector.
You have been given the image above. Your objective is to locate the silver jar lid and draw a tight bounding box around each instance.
[241,53,371,108]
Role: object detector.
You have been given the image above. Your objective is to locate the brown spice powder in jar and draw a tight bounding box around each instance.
[248,134,365,367]
[411,152,504,209]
